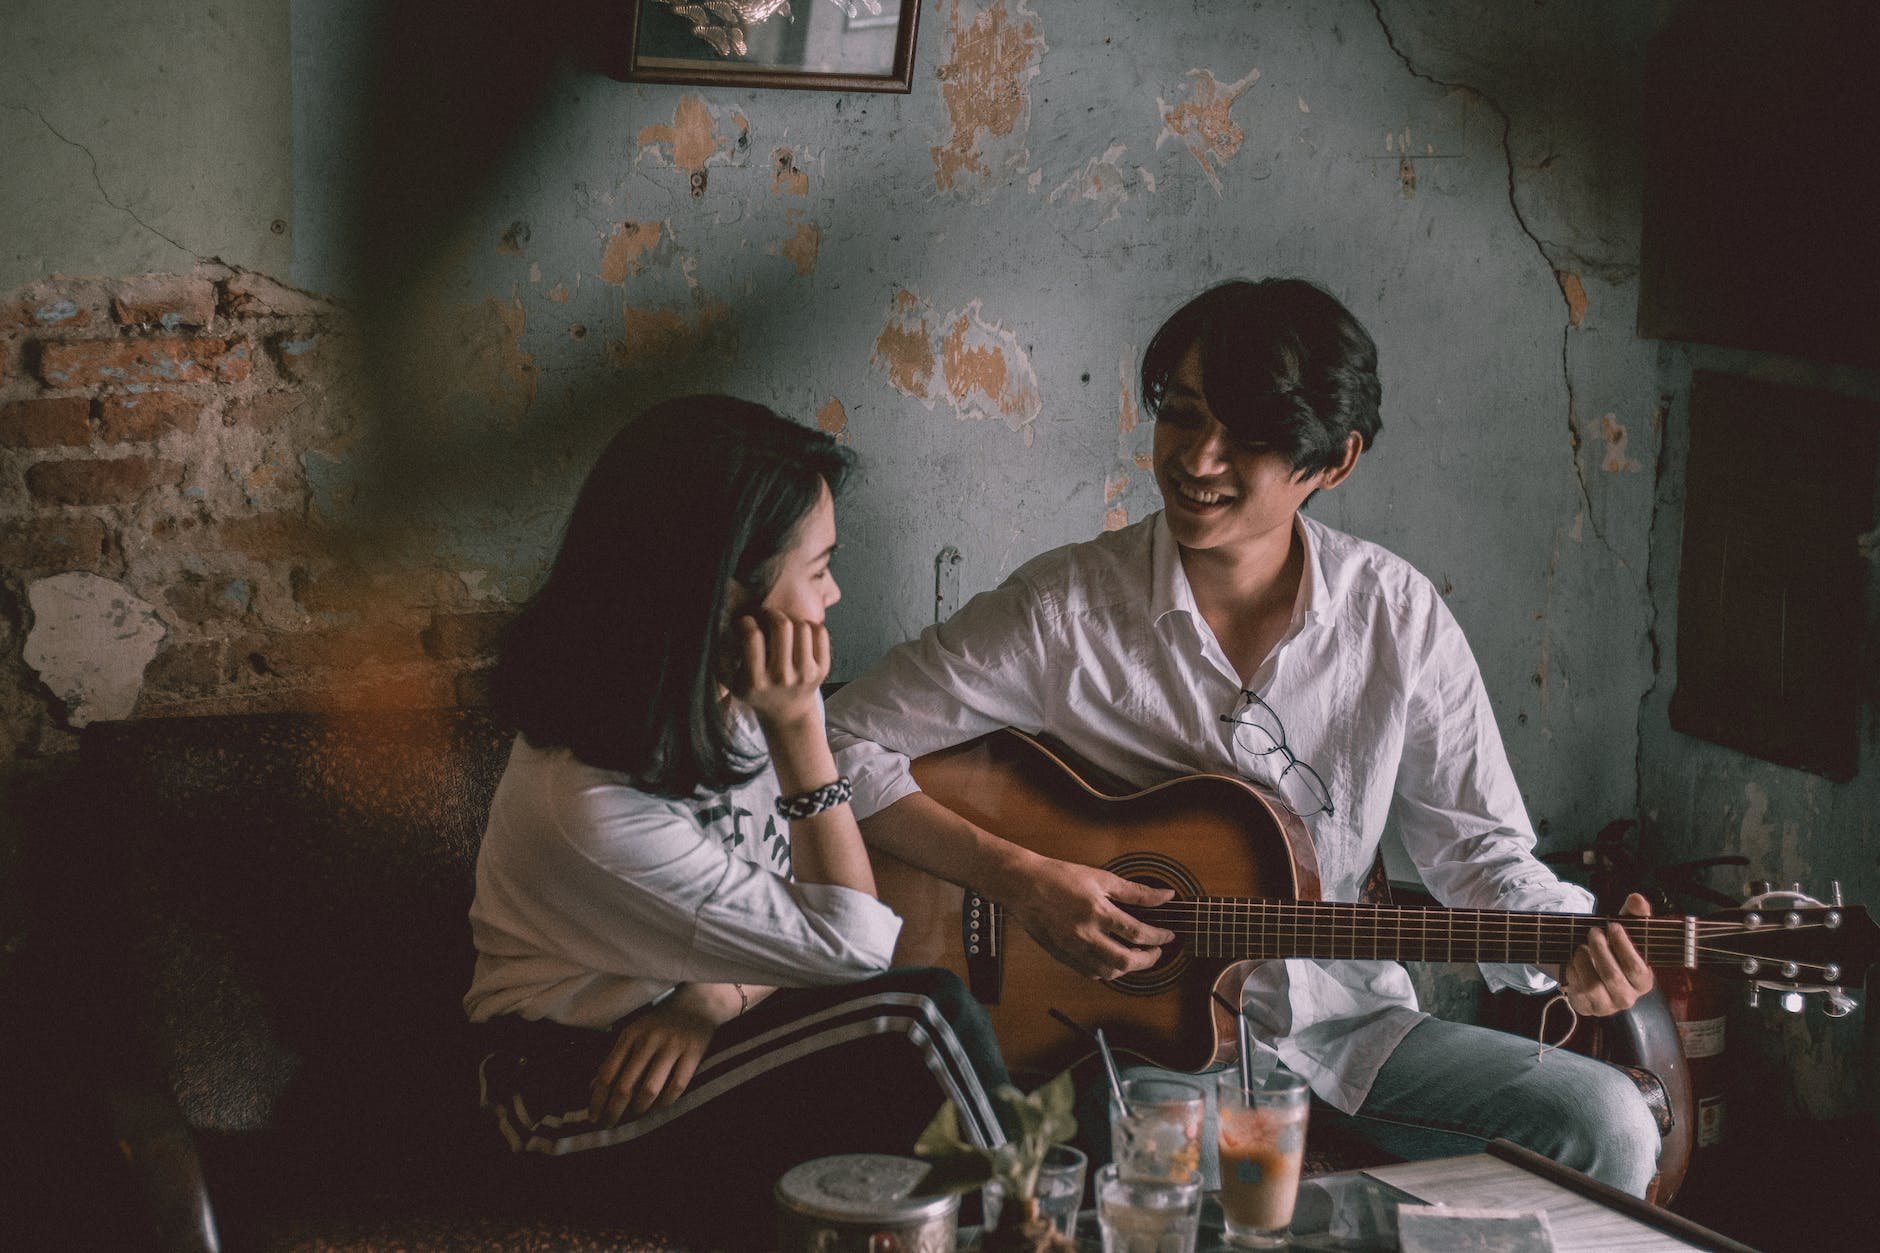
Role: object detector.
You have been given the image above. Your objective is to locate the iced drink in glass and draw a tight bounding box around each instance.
[1215,1071,1309,1247]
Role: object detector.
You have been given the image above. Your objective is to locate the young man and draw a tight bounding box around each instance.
[826,278,1661,1194]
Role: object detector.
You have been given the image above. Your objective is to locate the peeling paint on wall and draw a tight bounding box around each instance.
[931,0,1046,196]
[1156,67,1262,195]
[600,220,664,283]
[1049,144,1153,225]
[406,296,540,427]
[1556,270,1589,327]
[22,572,167,726]
[635,94,751,177]
[772,146,810,196]
[815,398,848,439]
[870,290,937,399]
[772,212,822,276]
[609,301,732,367]
[869,289,1041,441]
[1600,413,1640,472]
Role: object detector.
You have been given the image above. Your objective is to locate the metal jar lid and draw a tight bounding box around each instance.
[774,1154,958,1225]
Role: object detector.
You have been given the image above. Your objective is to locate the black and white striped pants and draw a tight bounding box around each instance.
[473,967,1009,1242]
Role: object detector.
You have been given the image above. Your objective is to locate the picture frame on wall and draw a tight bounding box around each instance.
[624,1,920,94]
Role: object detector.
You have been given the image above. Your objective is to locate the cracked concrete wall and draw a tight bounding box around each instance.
[8,0,1872,1124]
[0,1,293,289]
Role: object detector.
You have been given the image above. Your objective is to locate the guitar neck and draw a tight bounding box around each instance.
[1138,899,1696,967]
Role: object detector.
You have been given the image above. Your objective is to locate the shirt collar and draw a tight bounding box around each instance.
[1149,510,1333,630]
[1295,512,1328,625]
[1148,511,1197,628]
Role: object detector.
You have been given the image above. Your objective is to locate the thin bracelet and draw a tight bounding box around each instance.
[776,775,853,820]
[732,983,749,1016]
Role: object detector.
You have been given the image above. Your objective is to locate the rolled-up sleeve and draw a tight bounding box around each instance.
[829,575,1054,817]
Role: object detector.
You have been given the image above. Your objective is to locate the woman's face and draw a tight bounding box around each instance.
[757,479,841,624]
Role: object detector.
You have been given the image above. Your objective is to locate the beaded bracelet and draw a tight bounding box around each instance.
[776,775,853,820]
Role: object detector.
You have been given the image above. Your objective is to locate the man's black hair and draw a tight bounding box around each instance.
[493,394,854,797]
[1140,278,1382,475]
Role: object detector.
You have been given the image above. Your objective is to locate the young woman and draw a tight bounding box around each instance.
[465,395,1008,1241]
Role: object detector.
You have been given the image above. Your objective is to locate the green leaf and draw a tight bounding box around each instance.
[1033,1070,1078,1144]
[914,1100,972,1160]
[908,1153,996,1198]
[994,1083,1048,1142]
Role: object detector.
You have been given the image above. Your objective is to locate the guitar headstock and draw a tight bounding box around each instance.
[1701,882,1879,1017]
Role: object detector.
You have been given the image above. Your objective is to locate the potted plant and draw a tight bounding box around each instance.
[911,1070,1080,1253]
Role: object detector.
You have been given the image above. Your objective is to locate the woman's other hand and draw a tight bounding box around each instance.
[588,983,742,1125]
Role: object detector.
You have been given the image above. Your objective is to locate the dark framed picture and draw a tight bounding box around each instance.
[625,1,920,94]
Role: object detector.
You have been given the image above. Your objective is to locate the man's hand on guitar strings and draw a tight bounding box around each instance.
[1561,892,1655,1017]
[1008,855,1176,981]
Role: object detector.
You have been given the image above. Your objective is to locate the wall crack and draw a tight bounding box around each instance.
[1366,3,1612,555]
[2,99,200,260]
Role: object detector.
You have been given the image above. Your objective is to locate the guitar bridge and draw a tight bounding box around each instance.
[962,890,1003,1003]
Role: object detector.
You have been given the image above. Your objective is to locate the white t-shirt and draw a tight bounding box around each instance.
[465,709,903,1029]
[827,511,1591,1114]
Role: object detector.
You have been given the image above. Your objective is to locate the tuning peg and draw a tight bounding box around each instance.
[1747,879,1772,897]
[1825,990,1858,1019]
[1832,881,1844,906]
[1780,991,1805,1014]
[1746,985,1760,1009]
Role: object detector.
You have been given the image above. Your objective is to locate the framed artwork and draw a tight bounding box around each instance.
[624,1,920,94]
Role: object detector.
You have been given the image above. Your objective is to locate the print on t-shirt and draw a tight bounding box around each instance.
[694,800,791,874]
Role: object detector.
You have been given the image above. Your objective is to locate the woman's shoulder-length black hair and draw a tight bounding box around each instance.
[492,394,855,798]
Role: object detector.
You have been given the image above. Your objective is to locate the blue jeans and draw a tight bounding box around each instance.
[1120,1017,1661,1198]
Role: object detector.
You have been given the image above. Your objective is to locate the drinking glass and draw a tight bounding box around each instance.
[1096,1162,1202,1253]
[1215,1071,1310,1247]
[1108,1075,1204,1182]
[981,1143,1087,1239]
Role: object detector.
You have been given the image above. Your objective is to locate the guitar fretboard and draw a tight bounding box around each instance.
[1136,899,1695,966]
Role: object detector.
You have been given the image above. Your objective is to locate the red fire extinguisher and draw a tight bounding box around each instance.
[1543,826,1745,1174]
[1656,963,1729,1155]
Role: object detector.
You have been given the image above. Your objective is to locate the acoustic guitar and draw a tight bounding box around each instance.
[873,728,1879,1079]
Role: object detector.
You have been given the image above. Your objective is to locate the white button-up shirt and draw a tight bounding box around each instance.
[827,511,1590,1112]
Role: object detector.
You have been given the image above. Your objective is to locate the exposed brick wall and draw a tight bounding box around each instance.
[0,266,516,763]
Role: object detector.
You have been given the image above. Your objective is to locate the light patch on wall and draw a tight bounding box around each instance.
[1556,270,1589,326]
[931,0,1046,197]
[609,301,732,368]
[635,94,751,178]
[772,146,810,196]
[870,290,1041,442]
[545,284,570,303]
[23,573,168,726]
[1049,144,1153,226]
[600,220,665,283]
[1156,67,1261,195]
[1600,413,1640,472]
[771,211,823,276]
[1735,782,1808,887]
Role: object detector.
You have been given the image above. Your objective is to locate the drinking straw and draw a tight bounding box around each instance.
[1049,1007,1128,1110]
[1209,989,1257,1091]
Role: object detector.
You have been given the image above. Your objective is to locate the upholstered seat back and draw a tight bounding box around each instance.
[77,708,511,1139]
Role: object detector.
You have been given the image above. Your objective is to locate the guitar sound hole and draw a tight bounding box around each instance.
[1107,858,1200,997]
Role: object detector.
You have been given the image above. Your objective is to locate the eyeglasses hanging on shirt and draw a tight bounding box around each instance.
[1219,688,1335,819]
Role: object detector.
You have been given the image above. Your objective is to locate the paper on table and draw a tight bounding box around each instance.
[1398,1204,1555,1253]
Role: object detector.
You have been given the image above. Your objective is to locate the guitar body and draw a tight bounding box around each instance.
[875,728,1321,1074]
[872,729,1880,1209]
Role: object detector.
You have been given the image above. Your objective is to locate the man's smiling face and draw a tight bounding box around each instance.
[1153,345,1333,557]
